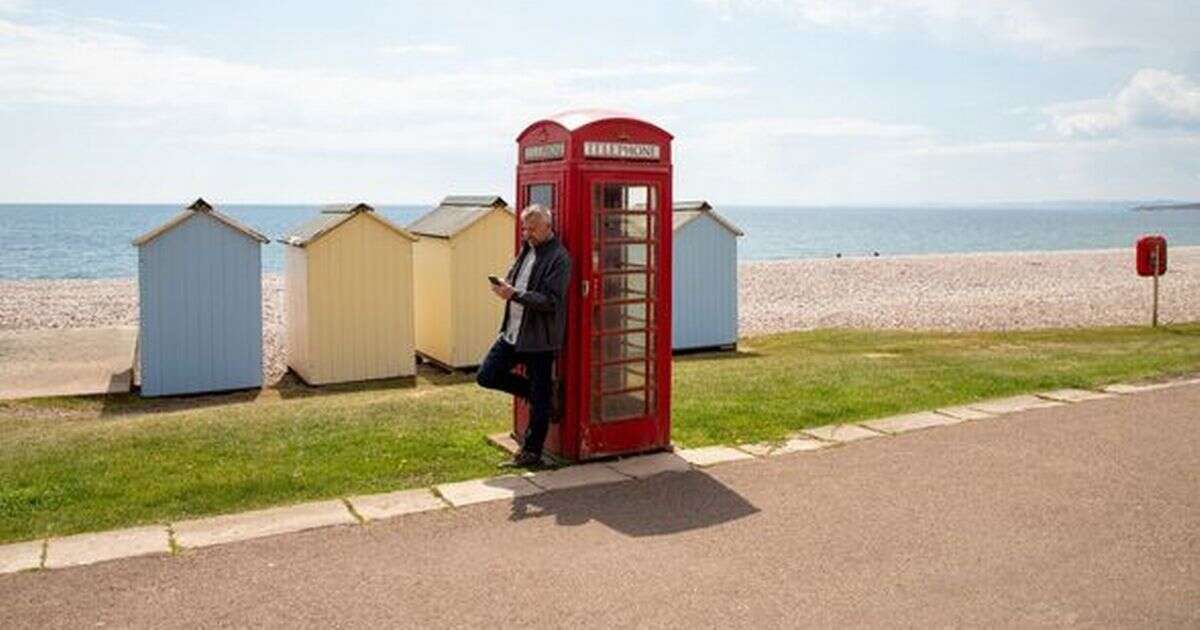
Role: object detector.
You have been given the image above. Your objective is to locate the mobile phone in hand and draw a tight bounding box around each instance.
[488,275,502,286]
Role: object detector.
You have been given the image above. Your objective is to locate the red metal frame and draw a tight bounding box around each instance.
[514,111,673,461]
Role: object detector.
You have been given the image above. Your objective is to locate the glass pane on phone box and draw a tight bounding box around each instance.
[595,213,650,241]
[527,184,555,209]
[624,186,650,211]
[596,302,648,332]
[600,243,650,271]
[599,363,649,392]
[594,331,649,362]
[600,391,647,422]
[601,273,653,301]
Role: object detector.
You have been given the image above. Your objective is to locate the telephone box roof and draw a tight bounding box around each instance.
[517,109,674,140]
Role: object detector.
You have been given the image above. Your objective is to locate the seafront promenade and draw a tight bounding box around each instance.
[3,381,1197,627]
[2,246,1198,384]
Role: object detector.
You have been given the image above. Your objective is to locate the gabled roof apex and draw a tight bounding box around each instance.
[188,197,213,212]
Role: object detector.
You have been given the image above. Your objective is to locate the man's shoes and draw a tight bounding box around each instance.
[499,450,545,469]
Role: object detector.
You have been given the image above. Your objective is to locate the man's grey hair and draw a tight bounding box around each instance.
[521,204,553,227]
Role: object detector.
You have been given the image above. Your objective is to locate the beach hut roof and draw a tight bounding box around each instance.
[439,195,508,208]
[673,201,744,237]
[131,198,269,247]
[407,195,513,239]
[280,203,417,247]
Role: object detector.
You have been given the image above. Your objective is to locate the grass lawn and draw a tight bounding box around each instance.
[1,323,1198,544]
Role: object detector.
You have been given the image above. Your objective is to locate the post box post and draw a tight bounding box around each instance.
[1151,242,1160,328]
[1136,235,1168,328]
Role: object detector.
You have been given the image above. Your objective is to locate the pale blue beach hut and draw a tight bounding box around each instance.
[132,198,269,396]
[672,201,744,351]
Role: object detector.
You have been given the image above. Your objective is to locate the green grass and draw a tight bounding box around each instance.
[1,323,1198,544]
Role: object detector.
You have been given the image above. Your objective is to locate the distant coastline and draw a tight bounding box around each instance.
[1133,202,1200,211]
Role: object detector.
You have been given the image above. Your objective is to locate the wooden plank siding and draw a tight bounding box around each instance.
[137,212,264,396]
[671,213,739,350]
[413,208,513,369]
[288,212,416,384]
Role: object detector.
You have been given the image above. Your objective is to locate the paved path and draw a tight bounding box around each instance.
[0,326,135,400]
[2,383,1198,628]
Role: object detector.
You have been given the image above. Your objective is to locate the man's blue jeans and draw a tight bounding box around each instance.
[476,338,554,456]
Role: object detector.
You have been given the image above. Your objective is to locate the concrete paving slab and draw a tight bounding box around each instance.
[1038,388,1116,403]
[605,452,693,478]
[45,526,170,569]
[861,411,962,435]
[675,446,755,467]
[1102,382,1173,395]
[935,405,995,421]
[967,394,1064,415]
[0,327,136,400]
[802,423,883,443]
[526,463,630,491]
[486,432,520,455]
[435,476,543,507]
[0,540,42,574]
[735,443,775,457]
[774,436,831,454]
[173,500,356,549]
[347,489,447,521]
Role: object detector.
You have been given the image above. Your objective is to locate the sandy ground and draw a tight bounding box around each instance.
[1,247,1197,383]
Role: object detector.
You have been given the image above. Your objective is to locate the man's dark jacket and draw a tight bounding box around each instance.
[501,236,571,353]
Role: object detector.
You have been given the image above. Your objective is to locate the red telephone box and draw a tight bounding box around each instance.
[513,110,673,461]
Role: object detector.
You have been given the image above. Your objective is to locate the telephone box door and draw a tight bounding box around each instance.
[581,174,671,457]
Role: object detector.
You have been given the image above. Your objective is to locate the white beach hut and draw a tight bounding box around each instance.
[672,201,744,351]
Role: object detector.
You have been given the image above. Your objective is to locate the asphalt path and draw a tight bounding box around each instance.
[3,383,1198,628]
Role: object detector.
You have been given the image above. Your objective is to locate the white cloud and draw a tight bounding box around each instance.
[0,0,30,14]
[698,0,1200,53]
[706,116,931,140]
[0,15,751,155]
[1046,69,1200,137]
[379,43,460,55]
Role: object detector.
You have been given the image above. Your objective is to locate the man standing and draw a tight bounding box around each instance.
[477,204,571,468]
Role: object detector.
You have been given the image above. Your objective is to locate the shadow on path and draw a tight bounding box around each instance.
[508,469,759,537]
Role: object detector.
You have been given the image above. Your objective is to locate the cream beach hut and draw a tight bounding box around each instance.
[280,203,418,384]
[132,198,269,397]
[408,195,514,369]
[672,201,744,351]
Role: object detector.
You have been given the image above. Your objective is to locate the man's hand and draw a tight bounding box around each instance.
[491,280,516,300]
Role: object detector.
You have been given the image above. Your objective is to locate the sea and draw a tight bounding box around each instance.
[1,202,1198,280]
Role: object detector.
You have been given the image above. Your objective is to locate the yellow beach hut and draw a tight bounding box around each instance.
[280,203,418,385]
[408,195,514,369]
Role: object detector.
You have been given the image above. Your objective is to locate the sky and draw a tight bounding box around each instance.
[1,0,1199,205]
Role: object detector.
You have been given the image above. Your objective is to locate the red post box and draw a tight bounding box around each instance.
[513,110,673,461]
[1136,235,1167,277]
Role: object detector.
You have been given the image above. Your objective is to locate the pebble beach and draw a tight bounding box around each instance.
[1,247,1197,382]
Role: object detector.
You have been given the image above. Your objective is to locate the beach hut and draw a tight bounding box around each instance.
[131,198,269,397]
[280,203,418,385]
[672,201,744,351]
[408,195,514,369]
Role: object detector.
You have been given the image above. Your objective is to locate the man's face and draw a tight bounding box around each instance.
[521,214,552,246]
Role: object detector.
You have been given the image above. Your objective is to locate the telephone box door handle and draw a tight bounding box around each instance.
[582,278,590,298]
